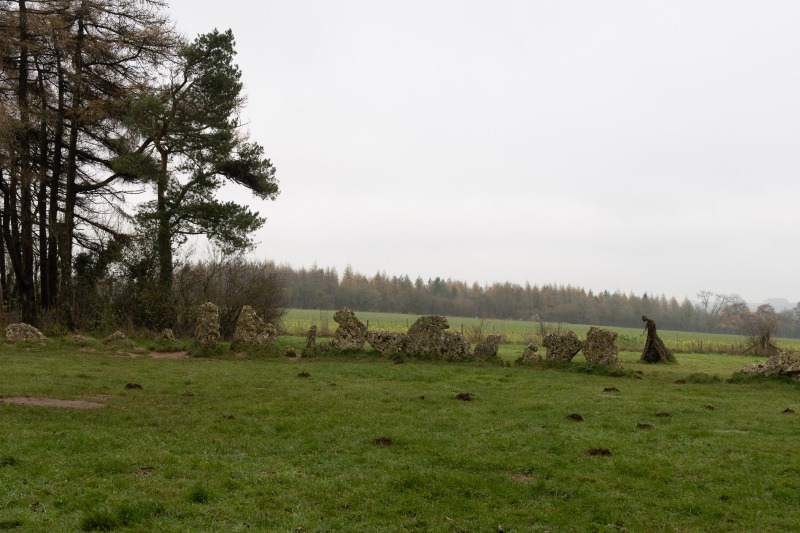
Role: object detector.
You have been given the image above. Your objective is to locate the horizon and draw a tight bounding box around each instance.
[271,260,797,310]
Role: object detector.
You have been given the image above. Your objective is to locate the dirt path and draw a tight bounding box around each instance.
[1,397,105,409]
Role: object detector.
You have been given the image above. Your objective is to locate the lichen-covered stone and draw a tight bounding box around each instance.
[739,352,800,378]
[104,330,134,348]
[233,305,277,346]
[403,316,471,359]
[195,302,221,348]
[439,332,471,359]
[542,331,582,363]
[521,342,542,363]
[474,335,502,359]
[154,328,181,351]
[5,323,46,345]
[71,334,94,346]
[306,325,317,348]
[330,307,368,351]
[582,327,622,368]
[366,331,406,356]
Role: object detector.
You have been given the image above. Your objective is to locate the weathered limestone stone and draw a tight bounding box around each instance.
[582,327,622,368]
[739,351,800,378]
[154,328,181,351]
[474,335,502,359]
[5,323,46,345]
[366,331,407,356]
[403,316,471,359]
[439,332,471,359]
[306,325,317,349]
[327,307,368,351]
[104,330,134,348]
[195,302,221,348]
[542,331,582,364]
[233,305,277,346]
[403,315,448,356]
[521,342,543,363]
[71,334,94,346]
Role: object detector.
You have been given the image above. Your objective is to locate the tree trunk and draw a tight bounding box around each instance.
[157,150,173,291]
[15,0,38,326]
[38,114,50,309]
[59,2,87,331]
[47,47,67,309]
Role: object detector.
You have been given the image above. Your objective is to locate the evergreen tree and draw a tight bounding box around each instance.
[130,29,278,292]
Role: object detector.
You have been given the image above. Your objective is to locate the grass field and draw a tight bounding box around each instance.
[283,308,800,354]
[1,336,798,532]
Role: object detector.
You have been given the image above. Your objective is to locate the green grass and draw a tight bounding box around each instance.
[1,339,798,531]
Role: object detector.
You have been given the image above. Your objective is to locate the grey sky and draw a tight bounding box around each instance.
[166,0,800,305]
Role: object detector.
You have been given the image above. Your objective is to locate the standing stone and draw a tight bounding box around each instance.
[366,331,406,356]
[440,332,471,359]
[306,325,317,348]
[403,316,471,359]
[521,342,543,363]
[474,335,502,359]
[195,302,221,348]
[740,352,800,378]
[104,330,134,348]
[233,305,277,346]
[4,323,46,345]
[542,331,582,363]
[319,307,368,351]
[582,327,622,368]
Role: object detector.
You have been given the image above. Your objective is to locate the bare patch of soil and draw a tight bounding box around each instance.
[704,404,715,410]
[586,448,612,456]
[134,467,155,476]
[566,413,583,421]
[455,392,473,401]
[297,371,311,378]
[511,472,537,483]
[2,396,105,409]
[782,408,795,414]
[674,379,686,384]
[124,383,142,389]
[150,351,188,359]
[373,437,393,446]
[115,351,143,358]
[603,387,620,393]
[655,412,670,417]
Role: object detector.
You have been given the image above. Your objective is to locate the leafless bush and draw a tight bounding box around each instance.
[467,317,488,343]
[536,320,564,345]
[174,253,288,338]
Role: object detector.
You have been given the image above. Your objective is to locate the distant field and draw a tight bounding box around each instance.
[283,308,800,354]
[1,339,798,531]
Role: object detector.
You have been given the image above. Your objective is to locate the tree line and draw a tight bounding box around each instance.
[0,1,278,329]
[280,265,800,339]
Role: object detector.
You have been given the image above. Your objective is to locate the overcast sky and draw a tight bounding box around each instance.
[166,0,800,305]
